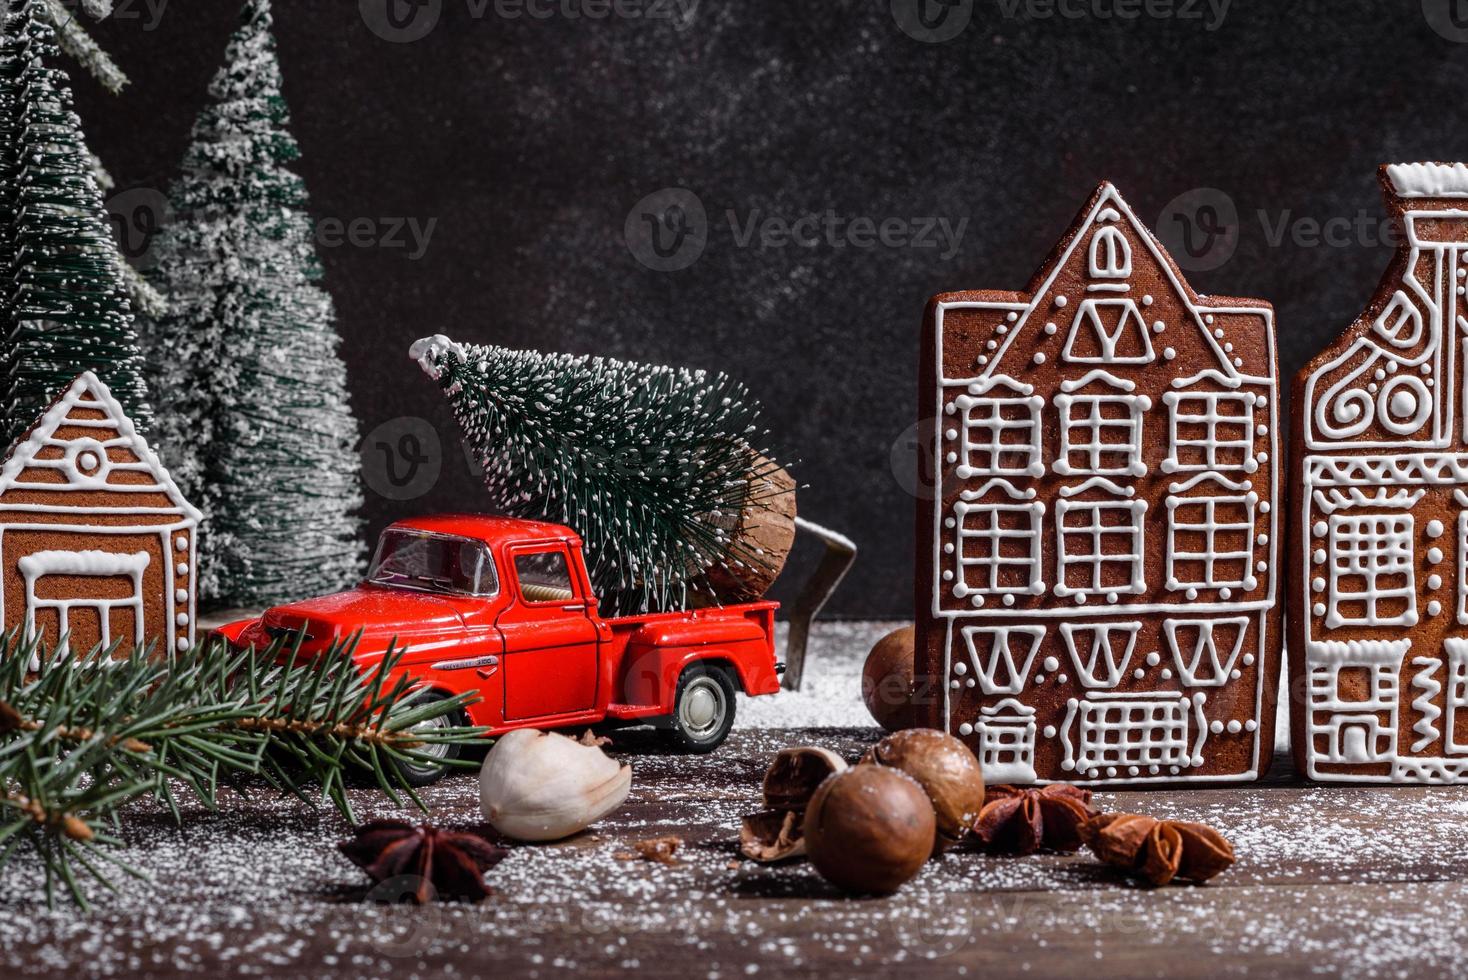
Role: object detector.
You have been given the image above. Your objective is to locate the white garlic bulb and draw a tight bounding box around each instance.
[479,729,632,841]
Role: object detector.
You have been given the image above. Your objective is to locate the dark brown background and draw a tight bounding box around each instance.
[78,0,1468,616]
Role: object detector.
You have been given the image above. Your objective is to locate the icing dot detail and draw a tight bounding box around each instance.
[1428,519,1445,538]
[1043,656,1060,672]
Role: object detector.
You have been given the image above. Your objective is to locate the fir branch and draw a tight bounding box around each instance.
[0,634,484,905]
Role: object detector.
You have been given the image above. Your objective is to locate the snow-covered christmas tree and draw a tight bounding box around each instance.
[139,0,363,605]
[411,334,790,617]
[0,0,151,446]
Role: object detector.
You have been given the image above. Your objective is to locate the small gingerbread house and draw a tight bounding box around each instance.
[0,373,200,658]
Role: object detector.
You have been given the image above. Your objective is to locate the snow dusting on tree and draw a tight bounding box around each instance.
[411,333,785,617]
[0,0,150,446]
[138,0,363,605]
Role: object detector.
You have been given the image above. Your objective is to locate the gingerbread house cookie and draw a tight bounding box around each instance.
[0,372,200,659]
[916,181,1282,785]
[1292,162,1468,783]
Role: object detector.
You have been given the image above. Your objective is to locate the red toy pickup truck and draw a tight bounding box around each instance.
[217,514,782,782]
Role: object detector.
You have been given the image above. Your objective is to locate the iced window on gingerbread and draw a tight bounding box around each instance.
[952,498,1044,599]
[956,391,1043,478]
[1165,481,1258,593]
[1055,394,1146,476]
[1162,392,1257,473]
[1055,494,1146,597]
[1326,514,1416,628]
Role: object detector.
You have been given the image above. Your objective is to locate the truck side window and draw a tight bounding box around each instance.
[515,550,576,604]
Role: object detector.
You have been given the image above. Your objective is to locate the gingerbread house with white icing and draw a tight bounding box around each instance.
[916,181,1282,786]
[1295,162,1468,783]
[0,372,199,659]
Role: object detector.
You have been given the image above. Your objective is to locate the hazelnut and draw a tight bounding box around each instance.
[861,626,919,732]
[740,746,847,862]
[862,728,985,852]
[802,765,936,894]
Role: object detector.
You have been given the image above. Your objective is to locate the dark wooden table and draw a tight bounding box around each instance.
[3,724,1466,979]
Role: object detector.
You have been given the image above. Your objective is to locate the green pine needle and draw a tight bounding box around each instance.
[415,336,789,616]
[0,633,484,907]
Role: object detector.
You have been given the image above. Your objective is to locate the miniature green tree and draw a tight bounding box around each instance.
[412,334,789,616]
[139,0,363,605]
[0,0,150,445]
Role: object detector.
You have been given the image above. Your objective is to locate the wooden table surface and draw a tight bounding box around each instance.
[4,723,1467,979]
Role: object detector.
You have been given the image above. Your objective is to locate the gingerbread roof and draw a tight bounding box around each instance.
[0,372,201,522]
[982,182,1249,384]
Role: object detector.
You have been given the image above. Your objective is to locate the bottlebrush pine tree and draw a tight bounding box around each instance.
[0,0,150,446]
[36,0,168,318]
[40,0,129,95]
[410,334,789,617]
[138,0,363,605]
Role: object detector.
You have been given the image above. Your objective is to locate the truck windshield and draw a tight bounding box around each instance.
[367,530,498,597]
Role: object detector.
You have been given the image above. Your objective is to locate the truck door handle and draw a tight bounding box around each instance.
[562,603,585,612]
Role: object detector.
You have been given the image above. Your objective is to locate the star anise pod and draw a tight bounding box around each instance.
[971,784,1097,855]
[339,820,509,903]
[1080,812,1235,886]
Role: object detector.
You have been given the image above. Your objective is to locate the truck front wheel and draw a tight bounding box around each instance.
[663,665,737,753]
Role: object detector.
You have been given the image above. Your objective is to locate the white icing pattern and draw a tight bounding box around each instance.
[929,182,1278,785]
[0,373,199,660]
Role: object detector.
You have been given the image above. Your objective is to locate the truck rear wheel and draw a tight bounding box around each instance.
[392,692,467,787]
[664,665,737,753]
